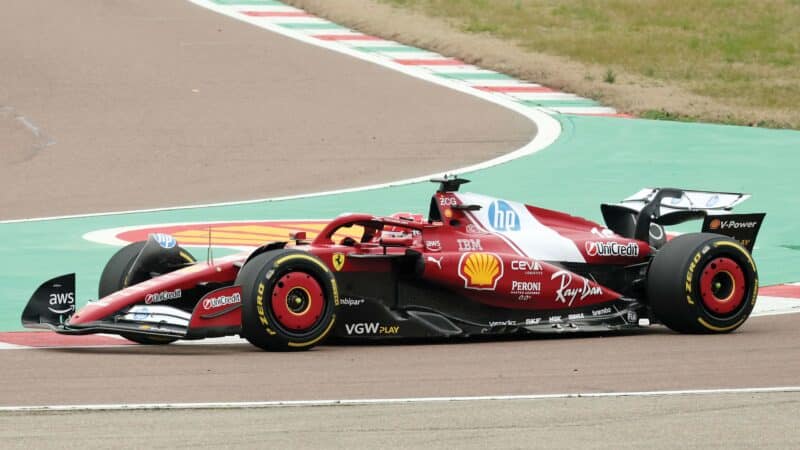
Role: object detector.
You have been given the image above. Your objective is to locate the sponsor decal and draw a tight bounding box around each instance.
[568,313,585,320]
[706,195,720,207]
[510,280,541,296]
[465,224,486,234]
[458,252,504,291]
[510,259,543,274]
[548,315,563,323]
[551,270,603,306]
[48,292,75,315]
[426,256,443,270]
[345,322,400,335]
[585,241,639,257]
[489,320,517,327]
[133,307,150,321]
[340,297,365,307]
[710,219,758,230]
[685,251,702,303]
[592,307,613,316]
[150,233,177,249]
[487,200,520,231]
[425,240,442,252]
[439,197,457,206]
[456,238,482,251]
[525,318,542,325]
[332,252,346,271]
[144,289,181,305]
[202,292,241,310]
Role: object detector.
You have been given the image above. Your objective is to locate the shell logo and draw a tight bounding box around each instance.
[458,252,504,291]
[709,219,721,230]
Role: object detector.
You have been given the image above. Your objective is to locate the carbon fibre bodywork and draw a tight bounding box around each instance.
[21,178,765,348]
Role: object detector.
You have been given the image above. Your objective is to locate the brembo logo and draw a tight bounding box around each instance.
[585,241,639,257]
[202,292,241,310]
[458,252,503,290]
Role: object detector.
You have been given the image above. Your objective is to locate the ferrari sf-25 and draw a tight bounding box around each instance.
[22,178,765,351]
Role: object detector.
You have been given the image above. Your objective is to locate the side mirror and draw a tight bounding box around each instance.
[289,231,307,241]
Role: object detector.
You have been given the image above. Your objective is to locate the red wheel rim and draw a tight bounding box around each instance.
[270,272,325,331]
[699,257,746,316]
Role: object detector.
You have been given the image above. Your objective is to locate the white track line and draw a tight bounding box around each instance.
[0,0,561,224]
[2,386,799,412]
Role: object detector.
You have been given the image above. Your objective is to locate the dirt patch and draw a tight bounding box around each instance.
[286,0,797,128]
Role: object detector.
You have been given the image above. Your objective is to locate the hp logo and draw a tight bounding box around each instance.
[487,200,520,231]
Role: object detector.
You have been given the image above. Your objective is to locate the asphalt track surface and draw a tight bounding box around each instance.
[3,393,799,449]
[1,1,799,448]
[0,0,533,219]
[2,314,799,407]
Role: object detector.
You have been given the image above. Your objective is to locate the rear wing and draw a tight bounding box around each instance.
[601,188,765,252]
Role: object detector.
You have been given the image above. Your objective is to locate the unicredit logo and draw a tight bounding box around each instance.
[203,292,241,310]
[144,289,181,304]
[585,241,639,257]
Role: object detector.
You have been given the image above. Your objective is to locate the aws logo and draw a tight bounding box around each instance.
[48,292,75,315]
[458,252,504,291]
[487,200,520,231]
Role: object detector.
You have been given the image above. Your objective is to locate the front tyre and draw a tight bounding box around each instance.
[647,233,758,333]
[98,240,196,345]
[236,250,338,351]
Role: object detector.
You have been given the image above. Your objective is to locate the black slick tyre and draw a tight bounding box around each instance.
[236,249,338,351]
[98,240,196,345]
[647,233,758,333]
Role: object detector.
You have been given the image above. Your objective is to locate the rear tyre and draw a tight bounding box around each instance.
[236,250,338,351]
[98,240,196,345]
[647,233,758,333]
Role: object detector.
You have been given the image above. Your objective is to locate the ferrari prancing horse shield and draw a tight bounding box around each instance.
[332,253,346,271]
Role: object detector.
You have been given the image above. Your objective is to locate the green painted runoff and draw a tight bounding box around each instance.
[1,115,797,330]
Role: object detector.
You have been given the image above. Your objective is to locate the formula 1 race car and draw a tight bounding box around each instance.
[22,178,765,351]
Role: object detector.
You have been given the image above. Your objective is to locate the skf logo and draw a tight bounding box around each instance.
[488,200,520,231]
[332,253,346,271]
[458,252,503,291]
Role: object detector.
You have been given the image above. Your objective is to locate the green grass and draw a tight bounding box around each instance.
[379,0,800,125]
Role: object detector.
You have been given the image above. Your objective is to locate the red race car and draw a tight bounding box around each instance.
[22,178,765,351]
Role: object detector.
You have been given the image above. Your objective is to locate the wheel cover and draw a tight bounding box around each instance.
[270,272,325,331]
[699,257,746,316]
